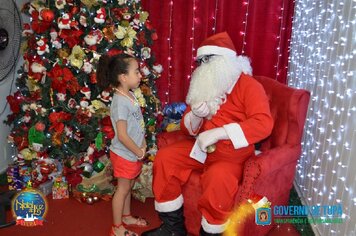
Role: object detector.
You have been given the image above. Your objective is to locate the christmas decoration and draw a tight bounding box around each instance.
[160,103,187,132]
[6,0,162,163]
[52,176,69,199]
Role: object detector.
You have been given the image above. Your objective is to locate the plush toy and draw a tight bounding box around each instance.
[50,28,62,49]
[58,13,71,29]
[94,7,106,24]
[36,38,49,55]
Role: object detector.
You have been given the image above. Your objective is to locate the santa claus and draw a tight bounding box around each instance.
[94,7,106,24]
[142,32,274,236]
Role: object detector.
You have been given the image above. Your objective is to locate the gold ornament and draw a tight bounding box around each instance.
[50,88,54,106]
[148,155,155,162]
[139,11,149,23]
[140,84,152,96]
[80,0,99,8]
[103,26,116,41]
[115,25,137,48]
[57,48,70,59]
[20,41,28,54]
[133,88,146,107]
[19,148,37,161]
[52,132,62,146]
[166,123,180,132]
[91,100,106,110]
[206,144,216,153]
[148,125,155,133]
[27,77,40,92]
[68,45,86,69]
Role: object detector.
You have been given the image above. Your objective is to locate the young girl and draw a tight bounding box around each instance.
[97,54,148,236]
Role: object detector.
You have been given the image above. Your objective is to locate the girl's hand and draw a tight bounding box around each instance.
[137,145,147,161]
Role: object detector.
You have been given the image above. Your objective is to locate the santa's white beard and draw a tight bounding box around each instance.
[186,55,252,119]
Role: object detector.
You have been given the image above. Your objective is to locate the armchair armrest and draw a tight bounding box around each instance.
[253,144,301,177]
[236,144,301,202]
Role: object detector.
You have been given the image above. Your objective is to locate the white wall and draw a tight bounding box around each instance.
[288,0,355,235]
[0,0,28,173]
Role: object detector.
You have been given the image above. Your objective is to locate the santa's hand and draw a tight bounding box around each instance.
[191,102,210,118]
[197,127,228,152]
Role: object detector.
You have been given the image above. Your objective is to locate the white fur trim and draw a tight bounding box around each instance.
[227,79,238,94]
[184,112,203,136]
[236,55,252,75]
[201,216,229,234]
[252,196,268,210]
[223,123,249,149]
[154,195,184,213]
[197,45,236,58]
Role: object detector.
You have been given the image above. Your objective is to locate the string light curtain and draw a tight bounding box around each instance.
[141,0,295,104]
[288,0,356,235]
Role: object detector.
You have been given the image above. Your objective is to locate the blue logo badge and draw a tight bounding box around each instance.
[11,186,48,227]
[256,208,271,225]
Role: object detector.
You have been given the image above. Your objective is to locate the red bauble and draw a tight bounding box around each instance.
[41,9,55,22]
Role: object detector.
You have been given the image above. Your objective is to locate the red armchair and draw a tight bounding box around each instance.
[156,76,310,235]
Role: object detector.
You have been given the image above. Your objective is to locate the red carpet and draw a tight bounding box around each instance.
[1,194,300,236]
[1,195,160,236]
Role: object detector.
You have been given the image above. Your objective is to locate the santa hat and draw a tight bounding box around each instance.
[100,88,111,102]
[80,86,91,95]
[247,193,270,210]
[50,28,57,34]
[37,38,47,44]
[196,32,236,59]
[97,7,106,16]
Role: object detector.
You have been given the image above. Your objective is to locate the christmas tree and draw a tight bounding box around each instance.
[5,0,162,162]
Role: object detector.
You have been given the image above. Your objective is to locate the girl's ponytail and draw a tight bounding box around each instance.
[96,54,112,89]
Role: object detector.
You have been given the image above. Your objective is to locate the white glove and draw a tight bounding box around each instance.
[197,127,228,152]
[191,102,210,118]
[184,111,203,136]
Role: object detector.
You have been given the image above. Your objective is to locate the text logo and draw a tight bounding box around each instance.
[11,188,48,226]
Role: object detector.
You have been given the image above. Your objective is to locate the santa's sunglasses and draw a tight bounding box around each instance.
[195,54,217,65]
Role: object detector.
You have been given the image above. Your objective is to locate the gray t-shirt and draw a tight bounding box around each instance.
[110,92,145,162]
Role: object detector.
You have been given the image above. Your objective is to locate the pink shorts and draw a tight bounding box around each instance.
[110,151,142,179]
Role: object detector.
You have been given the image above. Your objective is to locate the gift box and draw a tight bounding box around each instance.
[52,177,69,199]
[38,180,53,196]
[7,164,32,190]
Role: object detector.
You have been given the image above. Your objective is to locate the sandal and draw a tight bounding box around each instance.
[110,223,138,236]
[122,214,149,228]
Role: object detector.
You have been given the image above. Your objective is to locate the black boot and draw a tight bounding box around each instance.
[141,207,187,236]
[199,227,222,236]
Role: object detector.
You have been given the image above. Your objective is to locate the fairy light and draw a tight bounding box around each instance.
[288,0,355,235]
[275,1,285,80]
[165,0,174,105]
[212,0,219,33]
[240,0,250,54]
[190,0,197,74]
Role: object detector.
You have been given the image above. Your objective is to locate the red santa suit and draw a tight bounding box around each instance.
[151,32,274,235]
